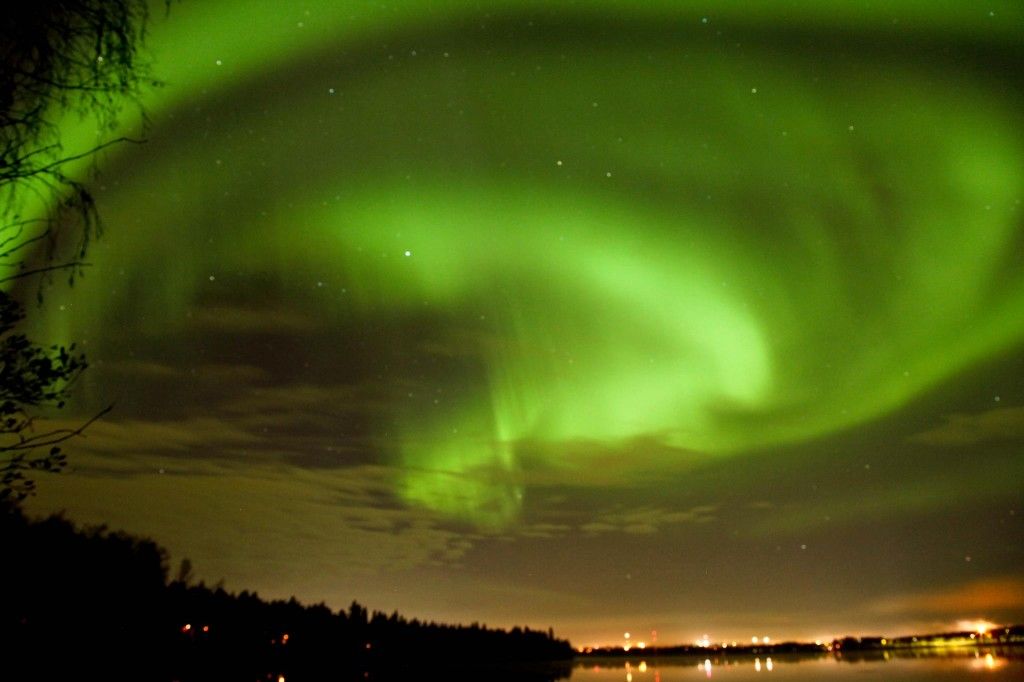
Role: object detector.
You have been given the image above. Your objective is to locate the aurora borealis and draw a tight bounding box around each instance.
[16,1,1024,645]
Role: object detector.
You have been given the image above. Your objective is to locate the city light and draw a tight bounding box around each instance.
[958,620,997,635]
[970,654,1006,672]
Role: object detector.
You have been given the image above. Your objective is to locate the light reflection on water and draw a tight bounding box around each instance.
[571,651,1024,681]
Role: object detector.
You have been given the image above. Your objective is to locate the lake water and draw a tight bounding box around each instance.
[569,651,1024,681]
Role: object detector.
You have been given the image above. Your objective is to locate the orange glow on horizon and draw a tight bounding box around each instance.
[957,619,998,635]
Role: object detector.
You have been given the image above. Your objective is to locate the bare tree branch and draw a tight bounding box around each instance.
[5,405,113,451]
[0,262,91,284]
[0,0,160,499]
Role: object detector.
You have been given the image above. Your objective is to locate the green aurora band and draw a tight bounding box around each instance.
[20,1,1024,526]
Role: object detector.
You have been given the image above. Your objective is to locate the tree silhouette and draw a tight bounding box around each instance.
[0,1,159,498]
[2,1,159,281]
[0,290,103,500]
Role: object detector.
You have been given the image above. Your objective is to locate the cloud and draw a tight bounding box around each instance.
[41,380,405,471]
[909,406,1024,447]
[192,363,271,384]
[869,577,1024,615]
[97,359,270,385]
[27,456,483,591]
[516,522,574,539]
[36,415,263,460]
[218,383,393,418]
[580,504,716,536]
[100,359,181,379]
[516,435,704,487]
[187,304,317,334]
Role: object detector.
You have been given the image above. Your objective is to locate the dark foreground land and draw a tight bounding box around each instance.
[5,500,1021,681]
[1,502,573,681]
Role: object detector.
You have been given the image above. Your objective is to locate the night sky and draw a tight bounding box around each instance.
[18,1,1024,646]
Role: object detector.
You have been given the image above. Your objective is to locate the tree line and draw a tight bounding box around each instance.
[1,501,573,681]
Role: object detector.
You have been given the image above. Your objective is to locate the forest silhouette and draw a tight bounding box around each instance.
[1,501,573,681]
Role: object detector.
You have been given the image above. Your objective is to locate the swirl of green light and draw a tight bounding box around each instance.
[21,1,1024,527]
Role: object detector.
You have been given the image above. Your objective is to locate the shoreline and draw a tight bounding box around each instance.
[576,639,1024,665]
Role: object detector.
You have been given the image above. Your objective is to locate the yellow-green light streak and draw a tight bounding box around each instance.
[21,1,1024,527]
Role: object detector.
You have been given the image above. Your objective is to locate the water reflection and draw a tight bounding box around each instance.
[972,651,1005,672]
[571,648,1024,681]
